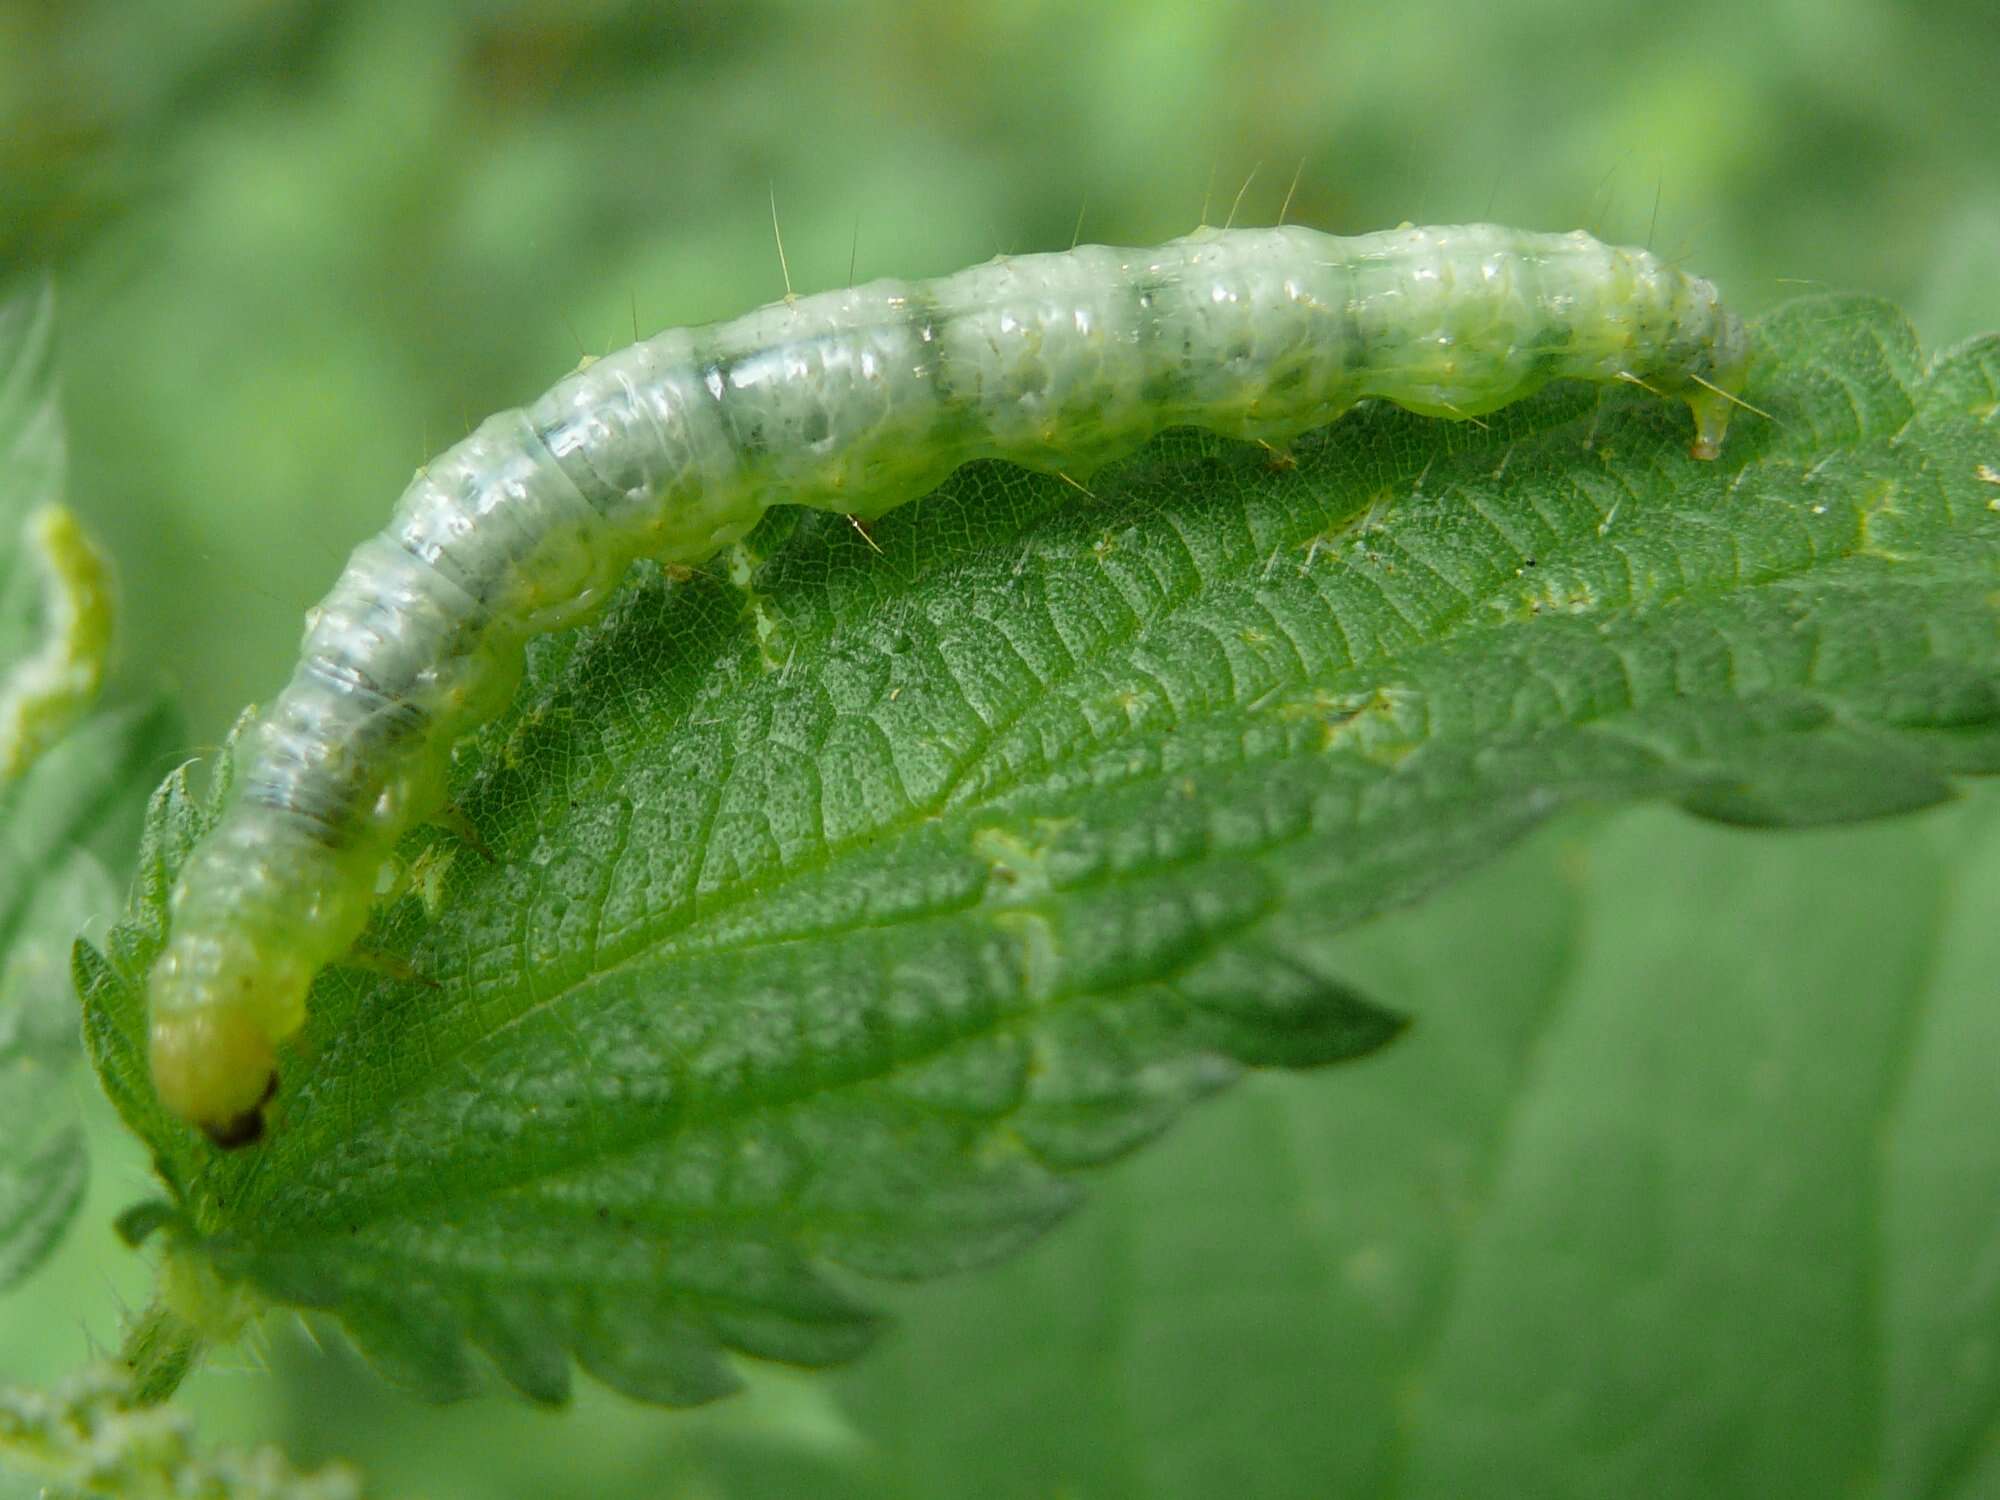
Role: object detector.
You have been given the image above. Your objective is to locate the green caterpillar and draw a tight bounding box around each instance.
[148,221,1752,1145]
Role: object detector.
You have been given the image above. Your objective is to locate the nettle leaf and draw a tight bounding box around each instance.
[85,295,2000,1404]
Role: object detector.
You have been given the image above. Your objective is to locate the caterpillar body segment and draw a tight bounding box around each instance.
[146,222,1751,1144]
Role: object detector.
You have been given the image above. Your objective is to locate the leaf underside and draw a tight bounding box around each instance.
[81,295,2000,1404]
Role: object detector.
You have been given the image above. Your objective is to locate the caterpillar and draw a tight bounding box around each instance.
[147,220,1751,1146]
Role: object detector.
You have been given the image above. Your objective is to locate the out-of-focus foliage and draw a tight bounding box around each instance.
[0,1363,359,1500]
[0,280,106,783]
[0,274,177,1298]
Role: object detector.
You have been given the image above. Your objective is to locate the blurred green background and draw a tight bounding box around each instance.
[4,0,2000,1496]
[6,0,1998,745]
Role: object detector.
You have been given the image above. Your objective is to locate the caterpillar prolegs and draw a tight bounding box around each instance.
[147,221,1751,1145]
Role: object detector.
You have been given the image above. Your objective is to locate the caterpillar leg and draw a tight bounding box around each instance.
[432,803,496,863]
[1686,386,1735,461]
[338,944,440,989]
[1678,310,1755,461]
[1256,439,1297,473]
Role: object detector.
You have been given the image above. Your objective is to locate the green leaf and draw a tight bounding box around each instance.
[216,789,2000,1500]
[827,792,2000,1500]
[0,278,61,543]
[79,742,237,1202]
[0,273,180,1293]
[0,685,178,1301]
[0,1126,83,1300]
[88,295,2000,1404]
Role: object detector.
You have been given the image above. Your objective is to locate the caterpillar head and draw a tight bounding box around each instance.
[148,937,306,1148]
[150,1008,277,1148]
